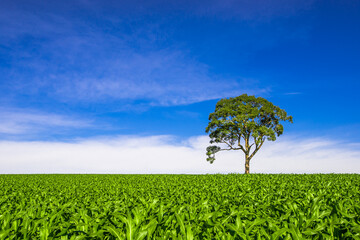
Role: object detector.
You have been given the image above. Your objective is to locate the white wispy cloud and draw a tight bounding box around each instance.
[0,134,358,174]
[188,0,316,20]
[56,0,316,21]
[0,2,270,107]
[0,108,92,135]
[54,50,266,106]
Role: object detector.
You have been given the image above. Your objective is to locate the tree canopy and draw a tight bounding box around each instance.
[205,94,293,174]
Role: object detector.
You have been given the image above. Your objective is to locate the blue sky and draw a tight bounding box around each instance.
[0,0,359,173]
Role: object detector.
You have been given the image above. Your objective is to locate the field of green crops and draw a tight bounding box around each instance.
[0,174,359,239]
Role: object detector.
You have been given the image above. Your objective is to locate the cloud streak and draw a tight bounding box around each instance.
[0,108,92,135]
[0,1,272,108]
[187,0,316,20]
[1,135,358,174]
[54,51,266,106]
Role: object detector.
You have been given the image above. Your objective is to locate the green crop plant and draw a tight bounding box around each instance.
[0,174,359,239]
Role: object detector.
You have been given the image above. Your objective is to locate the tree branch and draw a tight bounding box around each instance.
[244,133,251,155]
[222,139,236,150]
[239,145,246,154]
[237,138,247,154]
[248,139,265,161]
[249,143,254,151]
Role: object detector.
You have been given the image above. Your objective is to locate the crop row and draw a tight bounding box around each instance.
[0,174,359,239]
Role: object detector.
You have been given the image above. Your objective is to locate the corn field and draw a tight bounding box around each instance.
[0,174,359,239]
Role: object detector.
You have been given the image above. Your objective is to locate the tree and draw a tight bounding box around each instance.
[205,94,293,174]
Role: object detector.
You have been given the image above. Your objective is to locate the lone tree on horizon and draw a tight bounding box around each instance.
[205,94,293,174]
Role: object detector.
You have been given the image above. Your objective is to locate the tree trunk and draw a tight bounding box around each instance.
[245,154,250,174]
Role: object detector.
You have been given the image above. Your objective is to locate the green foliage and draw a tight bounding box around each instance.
[205,94,293,170]
[0,174,359,239]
